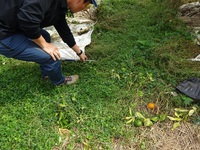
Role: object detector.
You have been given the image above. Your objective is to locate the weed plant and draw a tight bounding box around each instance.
[0,0,199,149]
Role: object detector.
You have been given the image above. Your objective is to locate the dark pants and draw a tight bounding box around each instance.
[0,30,65,85]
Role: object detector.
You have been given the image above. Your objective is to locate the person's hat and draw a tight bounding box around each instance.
[91,0,98,7]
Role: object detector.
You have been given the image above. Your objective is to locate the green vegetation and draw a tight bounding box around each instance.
[0,0,199,149]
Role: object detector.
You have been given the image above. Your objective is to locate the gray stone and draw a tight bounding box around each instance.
[178,2,200,44]
[178,2,200,61]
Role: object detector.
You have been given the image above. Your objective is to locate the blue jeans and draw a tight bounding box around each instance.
[0,30,65,85]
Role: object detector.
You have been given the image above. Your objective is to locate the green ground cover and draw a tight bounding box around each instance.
[0,0,199,149]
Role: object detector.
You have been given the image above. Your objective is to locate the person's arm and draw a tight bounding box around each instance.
[17,0,60,60]
[54,14,87,62]
[17,1,51,40]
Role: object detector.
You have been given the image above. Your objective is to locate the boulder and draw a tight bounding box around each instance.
[178,1,200,46]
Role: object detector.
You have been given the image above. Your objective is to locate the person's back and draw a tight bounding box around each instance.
[0,0,23,40]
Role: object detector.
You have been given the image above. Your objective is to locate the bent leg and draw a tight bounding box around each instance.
[15,48,65,85]
[0,33,65,85]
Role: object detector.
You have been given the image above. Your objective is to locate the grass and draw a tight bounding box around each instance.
[0,0,199,149]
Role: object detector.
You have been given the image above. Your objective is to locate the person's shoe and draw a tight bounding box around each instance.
[64,75,79,85]
[42,76,49,80]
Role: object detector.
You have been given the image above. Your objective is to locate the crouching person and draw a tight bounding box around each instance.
[0,0,97,85]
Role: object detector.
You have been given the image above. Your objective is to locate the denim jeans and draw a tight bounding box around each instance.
[0,30,65,85]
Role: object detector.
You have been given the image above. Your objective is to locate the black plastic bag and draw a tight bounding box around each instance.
[176,77,200,100]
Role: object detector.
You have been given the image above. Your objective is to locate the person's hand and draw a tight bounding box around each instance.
[79,53,88,62]
[43,43,60,61]
[33,35,60,61]
[71,45,87,62]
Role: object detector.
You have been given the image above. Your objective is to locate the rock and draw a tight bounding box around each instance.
[178,1,200,47]
[178,2,200,27]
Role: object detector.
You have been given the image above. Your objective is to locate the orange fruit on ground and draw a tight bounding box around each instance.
[147,102,155,109]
